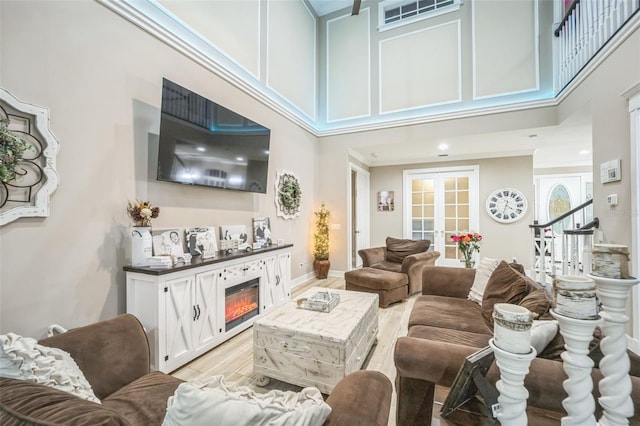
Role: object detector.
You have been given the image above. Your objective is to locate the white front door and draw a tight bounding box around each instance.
[404,166,479,267]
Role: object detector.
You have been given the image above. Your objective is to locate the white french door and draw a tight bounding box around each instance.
[404,166,479,267]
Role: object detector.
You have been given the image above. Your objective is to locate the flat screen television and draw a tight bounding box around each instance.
[157,78,271,194]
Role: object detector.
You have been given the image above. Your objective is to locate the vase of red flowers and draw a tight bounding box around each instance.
[451,232,482,268]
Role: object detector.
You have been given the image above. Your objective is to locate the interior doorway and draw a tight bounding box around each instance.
[348,163,370,270]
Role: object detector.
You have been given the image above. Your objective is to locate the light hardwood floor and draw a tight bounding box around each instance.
[170,277,507,426]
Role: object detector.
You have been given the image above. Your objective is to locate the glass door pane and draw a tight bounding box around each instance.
[410,178,436,243]
[443,175,470,262]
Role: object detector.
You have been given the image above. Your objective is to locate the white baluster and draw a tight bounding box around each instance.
[489,339,536,426]
[551,310,603,426]
[598,0,605,47]
[588,274,640,426]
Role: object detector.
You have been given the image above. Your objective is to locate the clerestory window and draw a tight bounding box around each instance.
[378,0,462,31]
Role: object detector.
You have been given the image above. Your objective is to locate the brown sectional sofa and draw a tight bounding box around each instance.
[0,314,392,426]
[358,237,440,295]
[394,264,640,425]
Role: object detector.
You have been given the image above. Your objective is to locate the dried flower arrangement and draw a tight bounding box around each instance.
[127,200,160,227]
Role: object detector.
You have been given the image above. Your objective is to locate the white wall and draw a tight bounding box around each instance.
[0,0,318,338]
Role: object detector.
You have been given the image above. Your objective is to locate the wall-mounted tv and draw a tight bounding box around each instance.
[157,78,271,194]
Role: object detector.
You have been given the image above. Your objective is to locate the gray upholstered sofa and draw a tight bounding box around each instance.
[0,314,392,425]
[357,236,440,295]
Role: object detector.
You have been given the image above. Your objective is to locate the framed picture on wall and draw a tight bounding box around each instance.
[377,191,395,211]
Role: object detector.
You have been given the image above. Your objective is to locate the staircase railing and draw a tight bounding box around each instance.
[554,0,640,93]
[529,199,597,288]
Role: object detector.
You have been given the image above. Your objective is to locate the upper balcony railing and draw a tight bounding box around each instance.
[554,0,640,93]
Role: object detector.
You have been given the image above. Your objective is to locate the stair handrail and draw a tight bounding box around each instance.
[528,199,593,230]
[554,0,580,37]
[529,198,594,288]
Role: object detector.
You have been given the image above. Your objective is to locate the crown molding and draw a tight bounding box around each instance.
[96,0,318,135]
[97,0,639,140]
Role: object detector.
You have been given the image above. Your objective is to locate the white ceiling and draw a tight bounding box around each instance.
[351,108,593,169]
[307,0,356,16]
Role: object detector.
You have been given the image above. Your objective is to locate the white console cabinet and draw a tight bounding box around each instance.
[261,252,291,313]
[125,245,292,373]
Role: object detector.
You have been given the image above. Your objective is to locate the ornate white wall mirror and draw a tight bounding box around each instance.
[0,89,59,226]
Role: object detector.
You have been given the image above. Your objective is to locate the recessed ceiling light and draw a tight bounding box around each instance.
[579,149,590,155]
[438,143,449,150]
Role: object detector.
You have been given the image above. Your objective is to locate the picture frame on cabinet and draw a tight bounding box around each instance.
[185,227,217,259]
[151,229,184,258]
[253,217,272,247]
[220,225,249,245]
[220,225,249,251]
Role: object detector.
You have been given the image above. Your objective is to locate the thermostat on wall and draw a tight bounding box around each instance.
[600,159,621,184]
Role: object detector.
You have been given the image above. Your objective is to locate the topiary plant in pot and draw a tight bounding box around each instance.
[313,202,330,279]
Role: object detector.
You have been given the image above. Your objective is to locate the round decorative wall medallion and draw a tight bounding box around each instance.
[275,170,301,219]
[486,188,528,223]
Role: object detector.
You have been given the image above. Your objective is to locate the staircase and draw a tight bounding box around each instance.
[554,0,640,93]
[529,199,598,288]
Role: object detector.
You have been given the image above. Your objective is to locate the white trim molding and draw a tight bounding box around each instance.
[326,8,372,124]
[265,0,317,122]
[623,81,640,340]
[378,19,462,116]
[97,0,318,134]
[471,0,540,101]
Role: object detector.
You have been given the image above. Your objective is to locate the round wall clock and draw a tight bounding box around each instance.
[486,188,528,223]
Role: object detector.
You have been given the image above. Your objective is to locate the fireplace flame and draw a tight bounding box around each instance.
[225,300,258,323]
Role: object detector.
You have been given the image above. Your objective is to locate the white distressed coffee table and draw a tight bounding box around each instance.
[253,287,378,394]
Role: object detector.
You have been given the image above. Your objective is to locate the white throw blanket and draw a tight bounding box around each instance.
[0,332,100,403]
[163,375,331,426]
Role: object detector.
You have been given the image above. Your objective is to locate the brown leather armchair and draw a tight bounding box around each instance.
[358,237,440,295]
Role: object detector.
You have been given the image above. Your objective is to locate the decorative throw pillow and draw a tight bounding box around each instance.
[518,286,554,319]
[0,333,100,404]
[163,376,332,426]
[530,320,559,354]
[481,261,537,327]
[385,237,430,263]
[467,258,500,304]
